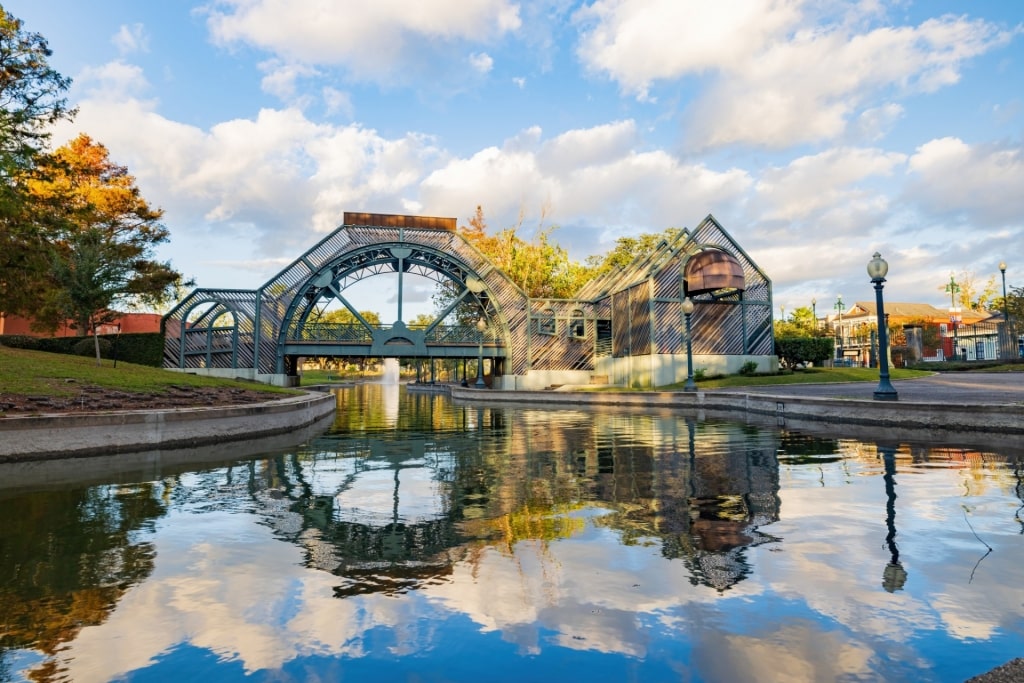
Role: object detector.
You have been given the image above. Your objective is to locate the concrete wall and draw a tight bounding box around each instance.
[494,354,779,391]
[0,392,336,462]
[166,367,300,387]
[595,353,779,389]
[450,386,1024,440]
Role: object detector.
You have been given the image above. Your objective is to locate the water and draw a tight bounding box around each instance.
[1,385,1022,683]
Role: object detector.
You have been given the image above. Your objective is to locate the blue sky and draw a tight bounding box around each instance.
[8,0,1023,321]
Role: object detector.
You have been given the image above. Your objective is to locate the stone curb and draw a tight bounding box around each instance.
[0,391,338,462]
[450,387,1024,437]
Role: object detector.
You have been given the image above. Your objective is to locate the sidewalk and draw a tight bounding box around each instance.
[712,372,1024,406]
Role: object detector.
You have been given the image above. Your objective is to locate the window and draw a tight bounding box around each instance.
[569,310,585,338]
[537,309,556,335]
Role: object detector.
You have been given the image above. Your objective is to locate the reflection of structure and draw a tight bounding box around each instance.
[240,386,784,596]
[880,445,907,593]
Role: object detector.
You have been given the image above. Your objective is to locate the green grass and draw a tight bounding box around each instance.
[0,345,296,397]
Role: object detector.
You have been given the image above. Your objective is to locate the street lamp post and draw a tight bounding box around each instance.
[1000,261,1009,321]
[834,295,845,362]
[475,317,487,388]
[811,297,817,332]
[945,274,960,361]
[681,297,697,391]
[868,252,898,401]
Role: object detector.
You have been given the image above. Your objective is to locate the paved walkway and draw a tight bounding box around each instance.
[713,372,1024,406]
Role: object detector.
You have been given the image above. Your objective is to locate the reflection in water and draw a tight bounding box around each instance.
[880,444,908,593]
[1,385,1023,682]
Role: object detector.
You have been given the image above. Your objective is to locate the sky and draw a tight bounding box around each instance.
[7,0,1024,322]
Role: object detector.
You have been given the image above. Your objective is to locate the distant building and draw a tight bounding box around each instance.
[0,313,161,338]
[822,301,1003,364]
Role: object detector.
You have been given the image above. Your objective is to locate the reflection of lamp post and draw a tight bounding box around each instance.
[682,297,697,391]
[868,253,898,401]
[834,295,845,361]
[475,317,487,388]
[880,444,907,593]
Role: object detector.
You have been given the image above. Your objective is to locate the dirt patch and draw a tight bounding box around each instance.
[0,384,282,417]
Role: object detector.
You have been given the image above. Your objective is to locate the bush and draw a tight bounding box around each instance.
[73,337,112,357]
[0,332,164,366]
[775,336,834,369]
[739,360,759,375]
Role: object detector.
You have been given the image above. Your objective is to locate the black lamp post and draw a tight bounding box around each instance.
[945,274,960,361]
[868,252,898,401]
[475,317,487,388]
[1000,261,1009,321]
[811,297,817,332]
[834,295,844,362]
[681,297,697,391]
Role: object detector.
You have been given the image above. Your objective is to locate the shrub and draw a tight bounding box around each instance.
[774,336,834,369]
[739,360,759,375]
[73,337,112,357]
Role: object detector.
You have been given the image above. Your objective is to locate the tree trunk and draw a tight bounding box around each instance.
[90,314,102,366]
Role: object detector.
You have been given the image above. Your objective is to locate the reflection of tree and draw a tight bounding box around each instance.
[0,484,165,681]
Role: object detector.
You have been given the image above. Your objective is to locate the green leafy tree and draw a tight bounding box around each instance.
[996,284,1024,341]
[774,305,817,338]
[0,4,76,317]
[584,227,684,278]
[939,270,997,312]
[434,205,594,324]
[28,134,186,362]
[774,336,834,368]
[318,308,381,326]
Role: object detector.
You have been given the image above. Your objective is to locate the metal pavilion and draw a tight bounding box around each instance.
[162,212,775,389]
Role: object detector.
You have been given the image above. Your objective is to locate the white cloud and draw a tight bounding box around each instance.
[574,1,1015,148]
[112,23,149,54]
[258,59,320,100]
[469,52,494,74]
[205,0,521,83]
[74,60,152,102]
[322,86,354,119]
[905,137,1024,226]
[420,121,751,250]
[574,0,801,100]
[753,147,905,222]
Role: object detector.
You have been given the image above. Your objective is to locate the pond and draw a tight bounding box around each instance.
[1,384,1022,682]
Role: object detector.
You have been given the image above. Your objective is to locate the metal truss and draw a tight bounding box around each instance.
[163,213,774,378]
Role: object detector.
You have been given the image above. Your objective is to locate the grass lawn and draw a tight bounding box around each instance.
[0,345,295,398]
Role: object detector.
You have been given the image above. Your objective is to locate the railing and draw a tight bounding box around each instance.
[286,323,501,346]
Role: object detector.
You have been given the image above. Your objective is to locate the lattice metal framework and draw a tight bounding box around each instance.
[163,213,773,377]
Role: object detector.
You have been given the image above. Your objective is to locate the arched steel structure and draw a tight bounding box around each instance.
[163,212,774,387]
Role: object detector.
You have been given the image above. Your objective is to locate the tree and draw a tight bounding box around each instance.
[584,227,685,278]
[318,307,381,326]
[939,270,997,312]
[461,205,591,299]
[433,205,594,324]
[774,306,817,337]
[996,284,1024,341]
[0,5,76,317]
[28,134,186,362]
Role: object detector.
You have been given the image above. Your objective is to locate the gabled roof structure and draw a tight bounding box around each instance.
[164,212,774,384]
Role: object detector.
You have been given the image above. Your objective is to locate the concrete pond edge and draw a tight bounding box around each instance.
[0,391,338,462]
